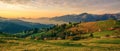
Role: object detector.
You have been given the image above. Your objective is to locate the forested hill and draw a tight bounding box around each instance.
[18,19,120,40]
[0,18,53,34]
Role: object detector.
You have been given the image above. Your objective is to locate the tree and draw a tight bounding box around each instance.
[89,33,94,38]
[69,22,72,24]
[0,31,3,34]
[72,36,81,40]
[33,28,39,33]
[61,24,67,29]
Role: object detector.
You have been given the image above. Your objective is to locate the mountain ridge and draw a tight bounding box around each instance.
[50,13,120,22]
[0,18,53,34]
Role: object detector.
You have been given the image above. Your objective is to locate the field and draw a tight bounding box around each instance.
[0,20,120,51]
[0,37,120,51]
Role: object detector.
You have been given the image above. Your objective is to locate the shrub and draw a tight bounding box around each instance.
[71,36,81,40]
[0,40,6,43]
[105,34,110,37]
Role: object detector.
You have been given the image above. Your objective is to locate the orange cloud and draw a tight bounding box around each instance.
[0,0,119,18]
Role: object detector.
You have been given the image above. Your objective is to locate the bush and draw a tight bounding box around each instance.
[71,36,81,40]
[89,33,94,38]
[0,40,6,43]
[105,35,110,37]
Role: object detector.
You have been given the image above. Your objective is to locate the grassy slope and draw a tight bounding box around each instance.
[0,33,12,37]
[69,20,117,33]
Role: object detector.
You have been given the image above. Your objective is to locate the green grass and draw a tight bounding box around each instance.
[0,36,120,51]
[0,34,5,37]
[81,30,116,38]
[93,31,115,37]
[96,20,117,30]
[45,41,84,47]
[93,39,120,44]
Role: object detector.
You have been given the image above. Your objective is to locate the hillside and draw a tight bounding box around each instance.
[0,18,53,34]
[69,20,117,33]
[24,20,120,40]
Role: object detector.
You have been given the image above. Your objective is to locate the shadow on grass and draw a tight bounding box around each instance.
[0,40,7,43]
[28,39,84,47]
[43,41,84,47]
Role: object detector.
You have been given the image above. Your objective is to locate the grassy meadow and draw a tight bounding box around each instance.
[0,37,120,51]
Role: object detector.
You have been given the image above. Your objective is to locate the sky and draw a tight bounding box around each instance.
[0,0,120,18]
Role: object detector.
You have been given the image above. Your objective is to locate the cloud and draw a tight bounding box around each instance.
[0,0,30,4]
[0,0,120,13]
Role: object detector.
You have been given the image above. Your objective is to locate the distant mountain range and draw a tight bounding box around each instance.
[19,13,120,25]
[50,13,120,22]
[20,18,67,25]
[0,13,120,33]
[0,18,53,34]
[19,13,120,24]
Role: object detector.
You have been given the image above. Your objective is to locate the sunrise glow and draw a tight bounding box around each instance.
[0,0,119,18]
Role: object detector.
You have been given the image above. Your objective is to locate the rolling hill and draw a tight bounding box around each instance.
[0,18,53,34]
[26,19,120,40]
